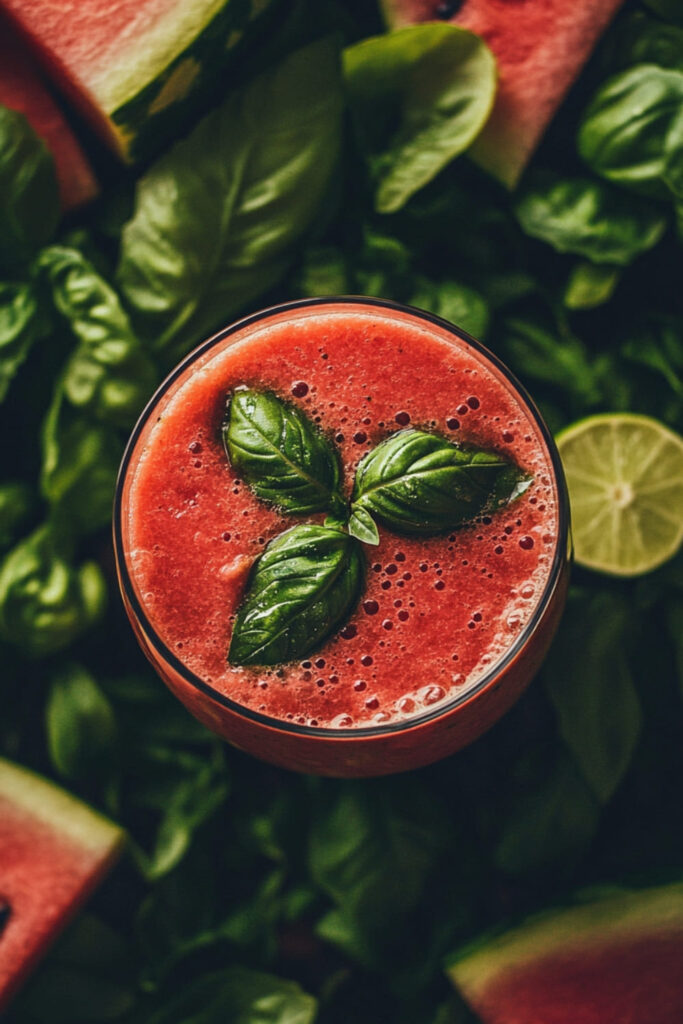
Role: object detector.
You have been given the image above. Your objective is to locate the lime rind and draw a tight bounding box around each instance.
[556,413,683,577]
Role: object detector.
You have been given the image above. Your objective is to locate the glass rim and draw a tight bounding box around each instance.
[114,295,570,739]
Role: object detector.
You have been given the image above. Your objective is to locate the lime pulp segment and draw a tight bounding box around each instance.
[556,414,683,577]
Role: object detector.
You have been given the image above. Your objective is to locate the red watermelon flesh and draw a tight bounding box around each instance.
[0,0,278,161]
[0,757,124,1014]
[448,884,683,1024]
[381,0,626,188]
[0,12,98,210]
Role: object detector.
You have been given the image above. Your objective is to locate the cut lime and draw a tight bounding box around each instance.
[556,413,683,577]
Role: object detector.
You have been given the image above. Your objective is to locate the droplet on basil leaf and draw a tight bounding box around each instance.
[228,523,364,667]
[224,389,345,517]
[351,429,526,535]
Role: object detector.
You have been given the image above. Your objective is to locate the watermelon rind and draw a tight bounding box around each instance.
[1,0,279,163]
[0,757,125,1014]
[109,0,279,161]
[0,11,98,210]
[447,883,683,1015]
[0,757,124,856]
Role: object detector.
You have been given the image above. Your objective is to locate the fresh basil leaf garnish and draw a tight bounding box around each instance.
[324,513,349,531]
[348,505,380,546]
[229,523,364,667]
[351,429,524,535]
[225,404,528,667]
[224,389,345,517]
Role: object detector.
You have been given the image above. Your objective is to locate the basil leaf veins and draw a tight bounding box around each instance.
[224,388,345,517]
[350,429,524,536]
[228,523,364,666]
[225,395,529,666]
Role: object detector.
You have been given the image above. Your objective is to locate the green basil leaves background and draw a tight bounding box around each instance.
[0,281,47,403]
[343,24,496,215]
[0,106,59,272]
[224,390,524,666]
[37,246,157,430]
[117,36,344,364]
[513,172,667,266]
[578,65,683,202]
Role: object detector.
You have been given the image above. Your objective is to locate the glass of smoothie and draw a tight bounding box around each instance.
[114,298,570,776]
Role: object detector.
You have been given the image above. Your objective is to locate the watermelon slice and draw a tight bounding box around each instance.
[0,0,277,162]
[381,0,626,188]
[0,757,125,1014]
[0,12,97,210]
[448,884,683,1023]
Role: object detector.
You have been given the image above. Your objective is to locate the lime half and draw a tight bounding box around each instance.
[556,414,683,577]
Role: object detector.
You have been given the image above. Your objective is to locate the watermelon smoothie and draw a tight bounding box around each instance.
[115,298,569,776]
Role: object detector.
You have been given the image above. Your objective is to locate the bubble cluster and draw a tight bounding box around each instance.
[129,307,560,734]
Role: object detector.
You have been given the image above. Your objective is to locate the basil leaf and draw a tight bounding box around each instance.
[348,505,380,546]
[16,915,136,1024]
[37,246,157,429]
[0,105,59,271]
[354,227,413,298]
[502,317,603,412]
[622,317,683,397]
[615,12,683,73]
[117,37,343,361]
[294,244,350,298]
[543,590,641,805]
[229,524,364,666]
[309,779,454,964]
[578,65,683,201]
[564,262,620,310]
[514,172,667,265]
[143,967,317,1024]
[0,281,48,402]
[351,429,522,536]
[0,481,34,551]
[494,745,600,876]
[143,753,229,881]
[224,389,344,517]
[0,524,106,657]
[410,277,490,341]
[46,662,118,783]
[42,386,121,535]
[344,24,496,214]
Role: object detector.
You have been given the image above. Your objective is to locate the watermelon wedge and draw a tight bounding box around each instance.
[381,0,626,188]
[0,757,125,1014]
[0,0,277,162]
[447,884,683,1023]
[0,12,97,210]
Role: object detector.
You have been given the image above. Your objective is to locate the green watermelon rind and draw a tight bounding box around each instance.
[110,0,278,161]
[0,757,125,1014]
[446,883,683,1005]
[0,756,124,857]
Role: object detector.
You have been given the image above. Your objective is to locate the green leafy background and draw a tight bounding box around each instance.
[1,1,682,1022]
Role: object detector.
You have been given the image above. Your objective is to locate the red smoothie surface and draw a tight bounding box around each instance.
[125,306,559,730]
